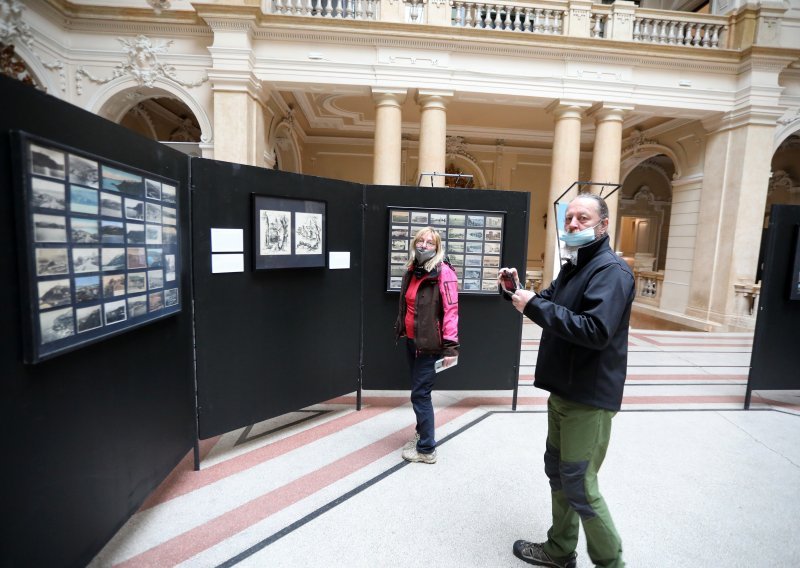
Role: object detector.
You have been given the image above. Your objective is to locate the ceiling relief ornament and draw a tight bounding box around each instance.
[75,35,208,95]
[1,0,64,91]
[777,107,800,126]
[624,128,659,156]
[146,0,172,14]
[0,42,37,87]
[446,135,477,163]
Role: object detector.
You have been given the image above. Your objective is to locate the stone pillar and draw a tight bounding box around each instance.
[588,103,631,250]
[372,88,407,185]
[543,101,590,285]
[685,111,780,328]
[416,90,452,187]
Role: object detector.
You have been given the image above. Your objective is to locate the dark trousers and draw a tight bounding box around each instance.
[405,339,437,454]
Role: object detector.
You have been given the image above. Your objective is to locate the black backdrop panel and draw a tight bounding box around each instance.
[191,160,363,439]
[0,76,195,567]
[362,185,529,390]
[747,205,800,400]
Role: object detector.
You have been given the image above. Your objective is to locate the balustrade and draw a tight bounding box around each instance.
[273,0,378,19]
[631,12,726,48]
[634,270,663,306]
[451,2,564,34]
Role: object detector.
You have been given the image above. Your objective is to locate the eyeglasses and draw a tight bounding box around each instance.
[416,239,436,248]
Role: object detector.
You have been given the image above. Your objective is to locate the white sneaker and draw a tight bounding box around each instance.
[402,447,437,464]
[403,432,420,451]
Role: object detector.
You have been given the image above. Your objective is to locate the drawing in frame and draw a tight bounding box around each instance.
[252,194,326,270]
[12,131,183,364]
[385,206,506,295]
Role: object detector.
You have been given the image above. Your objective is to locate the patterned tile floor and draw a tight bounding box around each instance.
[89,321,800,567]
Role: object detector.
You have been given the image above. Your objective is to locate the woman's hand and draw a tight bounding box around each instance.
[441,356,458,368]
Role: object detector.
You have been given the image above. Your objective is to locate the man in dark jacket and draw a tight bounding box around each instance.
[503,193,634,568]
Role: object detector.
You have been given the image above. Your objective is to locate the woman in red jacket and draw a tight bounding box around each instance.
[394,226,459,464]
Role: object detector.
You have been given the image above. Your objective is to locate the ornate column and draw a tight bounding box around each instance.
[588,103,632,249]
[415,90,452,187]
[372,88,407,185]
[543,100,590,285]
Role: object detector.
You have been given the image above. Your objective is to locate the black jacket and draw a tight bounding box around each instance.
[523,235,635,411]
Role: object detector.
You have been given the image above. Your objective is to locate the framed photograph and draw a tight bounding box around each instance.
[386,206,506,295]
[252,194,326,270]
[12,132,182,363]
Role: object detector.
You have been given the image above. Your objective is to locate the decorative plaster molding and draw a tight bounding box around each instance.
[445,135,477,163]
[75,35,208,95]
[777,107,800,125]
[1,0,65,91]
[623,128,659,155]
[146,0,171,14]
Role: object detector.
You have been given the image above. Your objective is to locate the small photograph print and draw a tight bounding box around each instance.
[466,228,484,241]
[145,179,162,200]
[482,267,498,280]
[430,213,448,226]
[68,155,99,188]
[70,218,99,244]
[484,242,501,254]
[76,305,102,333]
[100,192,122,218]
[391,226,409,239]
[446,241,465,253]
[390,265,407,277]
[464,267,481,281]
[389,277,402,289]
[145,225,162,245]
[72,248,99,273]
[101,248,126,271]
[410,226,427,236]
[467,215,485,228]
[391,210,409,224]
[146,248,163,268]
[148,269,164,290]
[128,272,147,293]
[486,216,503,229]
[259,210,291,255]
[148,291,164,311]
[33,213,67,242]
[30,144,66,179]
[295,212,323,255]
[448,228,465,240]
[482,280,498,291]
[104,299,127,325]
[391,239,408,251]
[70,186,98,215]
[485,229,502,241]
[162,183,176,204]
[483,255,500,268]
[125,198,144,220]
[162,206,177,226]
[466,242,483,254]
[127,247,147,269]
[31,177,66,210]
[126,222,145,245]
[410,211,429,225]
[38,278,71,309]
[101,220,125,244]
[390,252,408,264]
[162,226,177,245]
[40,307,74,344]
[127,294,148,318]
[102,165,142,195]
[448,254,464,266]
[463,280,481,291]
[102,274,126,297]
[145,202,162,224]
[74,275,100,303]
[465,254,482,267]
[36,248,69,276]
[164,288,179,307]
[438,227,448,240]
[449,214,466,227]
[165,254,176,281]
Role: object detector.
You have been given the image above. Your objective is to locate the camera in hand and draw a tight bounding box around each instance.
[498,269,519,298]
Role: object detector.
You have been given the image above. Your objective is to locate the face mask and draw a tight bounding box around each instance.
[560,222,602,247]
[415,247,436,264]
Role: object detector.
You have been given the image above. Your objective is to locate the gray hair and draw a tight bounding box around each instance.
[573,192,609,220]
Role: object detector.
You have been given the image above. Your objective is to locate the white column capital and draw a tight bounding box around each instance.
[546,100,592,120]
[415,90,454,110]
[587,102,634,123]
[372,87,408,107]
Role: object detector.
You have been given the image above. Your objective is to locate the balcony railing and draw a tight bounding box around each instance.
[266,0,753,49]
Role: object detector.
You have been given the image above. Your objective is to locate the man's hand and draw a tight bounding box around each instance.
[511,289,535,313]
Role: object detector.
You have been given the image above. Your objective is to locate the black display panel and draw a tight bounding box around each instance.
[12,132,182,363]
[790,225,800,301]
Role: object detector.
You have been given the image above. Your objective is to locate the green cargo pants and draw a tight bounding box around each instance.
[542,394,625,568]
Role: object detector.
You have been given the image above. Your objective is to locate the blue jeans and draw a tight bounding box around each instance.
[405,339,437,454]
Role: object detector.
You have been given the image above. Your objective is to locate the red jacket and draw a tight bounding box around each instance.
[395,262,459,356]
